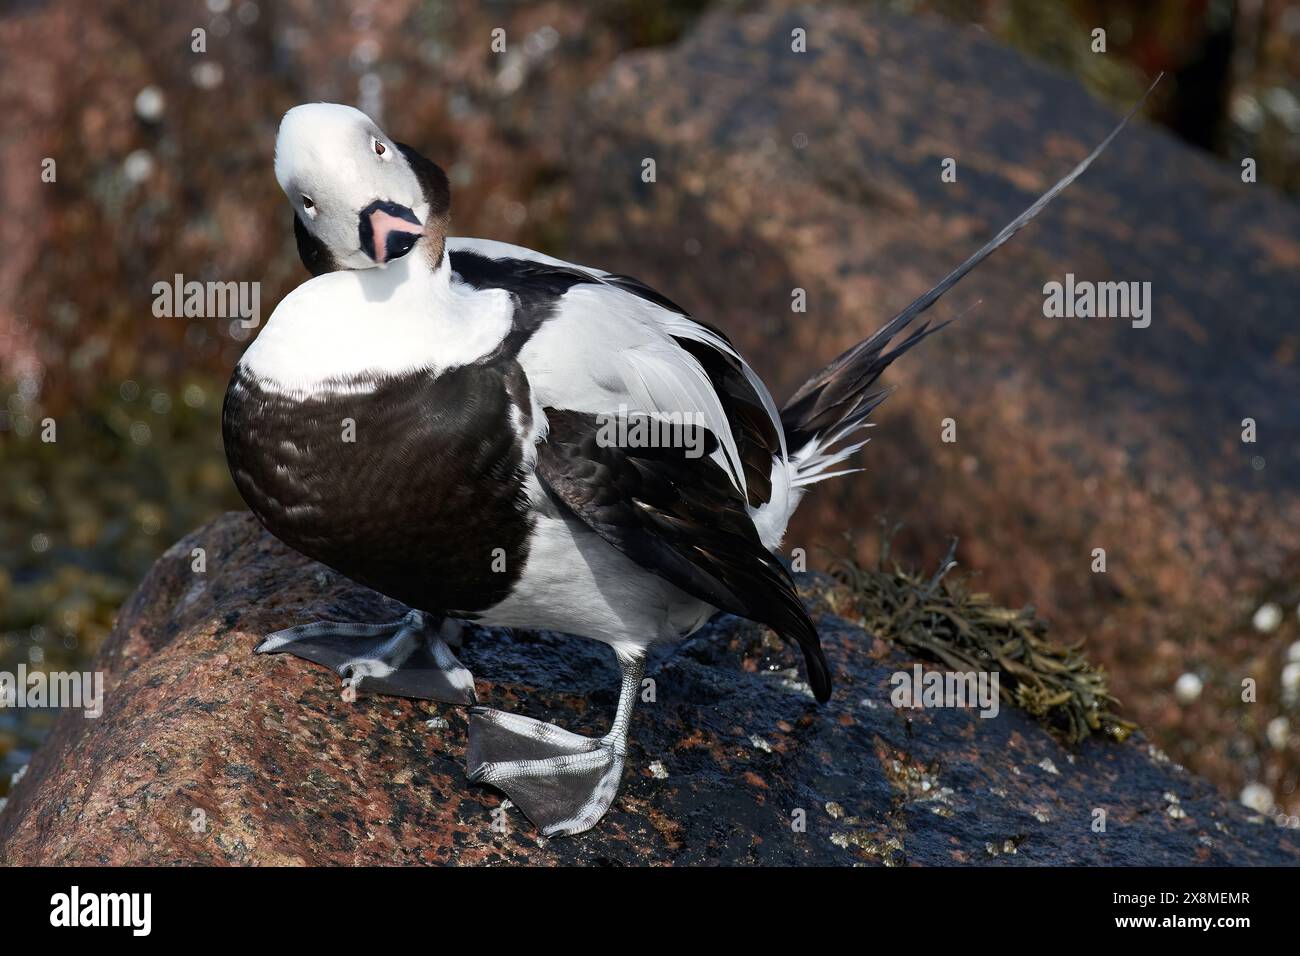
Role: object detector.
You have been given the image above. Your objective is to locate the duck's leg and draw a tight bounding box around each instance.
[256,610,476,705]
[467,650,645,837]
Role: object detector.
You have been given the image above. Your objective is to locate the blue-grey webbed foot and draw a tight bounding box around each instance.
[466,653,644,837]
[256,609,476,705]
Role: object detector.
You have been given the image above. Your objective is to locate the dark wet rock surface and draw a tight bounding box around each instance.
[1,512,1296,865]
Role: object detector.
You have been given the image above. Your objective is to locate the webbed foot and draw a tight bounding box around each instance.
[465,652,646,837]
[256,610,475,705]
[466,707,624,837]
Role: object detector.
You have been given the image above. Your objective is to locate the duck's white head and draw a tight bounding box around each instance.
[275,103,448,270]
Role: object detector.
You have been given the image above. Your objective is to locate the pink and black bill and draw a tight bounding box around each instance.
[359,199,423,264]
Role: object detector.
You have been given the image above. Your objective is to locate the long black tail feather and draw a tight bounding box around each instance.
[780,75,1162,454]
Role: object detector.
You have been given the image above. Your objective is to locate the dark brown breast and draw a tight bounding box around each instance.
[221,361,534,616]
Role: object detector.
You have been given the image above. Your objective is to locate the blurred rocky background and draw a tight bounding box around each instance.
[1,0,1298,838]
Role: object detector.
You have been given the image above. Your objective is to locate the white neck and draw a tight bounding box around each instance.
[241,246,513,395]
[356,240,452,309]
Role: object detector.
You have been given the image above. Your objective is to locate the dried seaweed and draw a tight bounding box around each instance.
[829,528,1136,745]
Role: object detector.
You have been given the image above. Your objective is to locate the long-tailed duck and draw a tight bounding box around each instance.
[223,94,1148,836]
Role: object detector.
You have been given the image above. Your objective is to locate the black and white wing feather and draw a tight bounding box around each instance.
[505,267,831,702]
[536,407,830,701]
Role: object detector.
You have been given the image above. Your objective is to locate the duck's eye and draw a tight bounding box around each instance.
[301,194,314,209]
[372,137,387,157]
